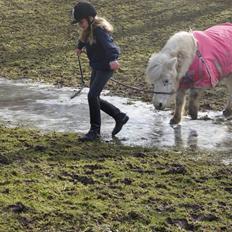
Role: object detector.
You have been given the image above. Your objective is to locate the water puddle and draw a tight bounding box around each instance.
[1,78,232,163]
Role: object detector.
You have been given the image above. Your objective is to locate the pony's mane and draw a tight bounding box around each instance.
[146,31,196,84]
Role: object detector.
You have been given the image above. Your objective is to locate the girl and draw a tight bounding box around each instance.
[71,1,129,142]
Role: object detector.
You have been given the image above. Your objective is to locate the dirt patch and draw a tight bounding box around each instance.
[166,217,195,230]
[0,153,11,165]
[164,164,187,175]
[7,202,29,214]
[191,213,219,222]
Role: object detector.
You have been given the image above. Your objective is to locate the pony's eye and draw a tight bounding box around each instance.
[163,80,169,85]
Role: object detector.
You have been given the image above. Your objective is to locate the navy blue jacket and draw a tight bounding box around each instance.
[77,27,120,71]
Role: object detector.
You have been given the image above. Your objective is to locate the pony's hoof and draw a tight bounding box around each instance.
[189,108,198,120]
[190,113,198,120]
[170,117,181,125]
[223,109,232,118]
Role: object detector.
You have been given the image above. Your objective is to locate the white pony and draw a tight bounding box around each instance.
[146,23,232,124]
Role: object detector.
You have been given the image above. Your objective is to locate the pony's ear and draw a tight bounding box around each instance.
[166,57,177,70]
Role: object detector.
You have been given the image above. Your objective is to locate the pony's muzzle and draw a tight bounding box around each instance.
[153,95,165,110]
[153,102,165,110]
[154,102,165,110]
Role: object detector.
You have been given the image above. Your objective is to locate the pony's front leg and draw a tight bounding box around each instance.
[170,89,187,124]
[188,88,202,120]
[223,76,232,117]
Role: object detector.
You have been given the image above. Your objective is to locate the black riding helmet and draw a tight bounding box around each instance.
[71,1,97,24]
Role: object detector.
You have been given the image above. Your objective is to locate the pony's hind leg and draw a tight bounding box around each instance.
[188,88,202,120]
[170,89,187,124]
[223,75,232,117]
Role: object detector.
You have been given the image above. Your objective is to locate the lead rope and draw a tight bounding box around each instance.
[70,58,176,99]
[71,74,176,99]
[110,77,175,95]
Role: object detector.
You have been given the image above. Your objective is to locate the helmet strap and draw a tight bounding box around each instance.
[87,16,95,25]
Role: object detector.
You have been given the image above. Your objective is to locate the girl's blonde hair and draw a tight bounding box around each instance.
[79,16,113,45]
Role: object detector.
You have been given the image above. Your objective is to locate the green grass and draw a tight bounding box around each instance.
[0,126,232,231]
[1,0,232,231]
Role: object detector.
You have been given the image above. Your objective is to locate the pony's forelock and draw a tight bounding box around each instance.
[145,53,168,84]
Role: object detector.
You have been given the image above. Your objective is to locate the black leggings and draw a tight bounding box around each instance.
[88,69,125,132]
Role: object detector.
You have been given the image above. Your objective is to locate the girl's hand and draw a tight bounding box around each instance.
[76,48,82,56]
[109,60,120,71]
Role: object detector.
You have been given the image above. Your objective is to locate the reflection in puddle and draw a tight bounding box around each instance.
[0,78,232,163]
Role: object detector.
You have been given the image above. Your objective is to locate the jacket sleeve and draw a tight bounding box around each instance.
[76,40,86,50]
[94,27,120,62]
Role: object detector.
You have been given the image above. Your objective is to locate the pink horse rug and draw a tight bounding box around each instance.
[179,23,232,89]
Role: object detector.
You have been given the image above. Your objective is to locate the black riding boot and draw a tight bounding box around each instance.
[79,92,101,142]
[112,113,129,136]
[79,129,100,142]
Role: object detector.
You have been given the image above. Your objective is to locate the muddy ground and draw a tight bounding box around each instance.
[1,0,232,231]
